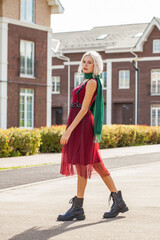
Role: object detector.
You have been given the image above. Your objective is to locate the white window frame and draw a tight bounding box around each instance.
[21,0,35,23]
[74,72,84,87]
[151,105,160,126]
[119,70,130,89]
[153,39,160,53]
[52,76,60,94]
[20,40,35,78]
[101,71,107,89]
[151,69,160,95]
[19,88,34,129]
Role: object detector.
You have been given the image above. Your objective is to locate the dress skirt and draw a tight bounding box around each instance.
[60,79,110,179]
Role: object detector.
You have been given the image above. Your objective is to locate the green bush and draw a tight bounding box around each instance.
[0,124,160,158]
[0,130,10,157]
[100,125,160,149]
[39,125,66,153]
[0,128,41,157]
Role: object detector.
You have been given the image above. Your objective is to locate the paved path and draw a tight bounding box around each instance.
[0,145,160,240]
[0,144,160,168]
[1,152,160,190]
[0,161,160,240]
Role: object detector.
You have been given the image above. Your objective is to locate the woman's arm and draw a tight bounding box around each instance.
[60,79,97,145]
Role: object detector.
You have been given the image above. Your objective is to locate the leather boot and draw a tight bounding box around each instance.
[57,196,85,221]
[103,191,129,218]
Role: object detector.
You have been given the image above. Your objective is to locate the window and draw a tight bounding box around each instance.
[52,76,60,94]
[101,71,107,89]
[153,40,160,53]
[74,72,84,87]
[133,32,143,38]
[19,88,34,128]
[21,0,35,23]
[119,70,130,89]
[151,105,160,126]
[20,40,34,77]
[151,70,160,95]
[96,34,109,40]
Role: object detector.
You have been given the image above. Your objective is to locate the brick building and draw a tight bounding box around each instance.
[52,17,160,127]
[0,0,64,129]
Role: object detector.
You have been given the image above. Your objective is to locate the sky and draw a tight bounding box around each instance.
[51,0,160,33]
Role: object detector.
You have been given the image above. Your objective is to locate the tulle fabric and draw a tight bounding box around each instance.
[60,80,110,179]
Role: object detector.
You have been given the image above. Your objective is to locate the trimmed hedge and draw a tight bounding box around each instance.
[39,125,66,153]
[100,125,160,148]
[0,128,41,157]
[0,124,160,158]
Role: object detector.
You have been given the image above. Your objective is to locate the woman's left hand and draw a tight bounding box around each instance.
[60,130,71,145]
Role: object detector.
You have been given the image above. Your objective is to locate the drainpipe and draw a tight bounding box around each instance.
[51,40,71,121]
[130,50,139,125]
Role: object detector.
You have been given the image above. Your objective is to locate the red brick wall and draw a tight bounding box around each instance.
[7,24,48,128]
[112,62,135,124]
[138,60,160,125]
[52,25,160,126]
[138,26,160,58]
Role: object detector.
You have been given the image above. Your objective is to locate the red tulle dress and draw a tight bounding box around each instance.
[60,79,110,179]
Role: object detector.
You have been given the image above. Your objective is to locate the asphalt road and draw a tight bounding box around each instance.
[0,152,160,190]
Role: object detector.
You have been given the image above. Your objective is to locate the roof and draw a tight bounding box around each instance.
[52,23,148,52]
[52,17,160,53]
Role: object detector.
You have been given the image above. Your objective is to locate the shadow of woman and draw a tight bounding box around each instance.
[9,216,125,240]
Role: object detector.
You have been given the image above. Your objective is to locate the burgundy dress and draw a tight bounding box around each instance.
[60,79,110,178]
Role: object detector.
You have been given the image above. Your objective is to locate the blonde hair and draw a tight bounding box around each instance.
[78,50,103,76]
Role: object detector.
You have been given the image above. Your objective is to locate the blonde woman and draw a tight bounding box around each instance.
[57,51,129,221]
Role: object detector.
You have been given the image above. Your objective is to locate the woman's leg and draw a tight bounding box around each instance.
[93,163,117,192]
[77,174,87,198]
[57,173,86,221]
[93,163,129,218]
[101,175,117,192]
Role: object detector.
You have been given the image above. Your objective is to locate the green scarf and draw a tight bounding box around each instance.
[84,73,104,143]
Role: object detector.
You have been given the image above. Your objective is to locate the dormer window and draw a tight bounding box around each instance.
[96,34,108,40]
[133,32,143,38]
[153,39,160,53]
[21,0,35,23]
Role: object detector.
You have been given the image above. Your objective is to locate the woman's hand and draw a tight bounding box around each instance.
[60,130,71,145]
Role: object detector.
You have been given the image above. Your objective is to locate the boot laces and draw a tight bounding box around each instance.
[108,193,115,209]
[69,196,76,205]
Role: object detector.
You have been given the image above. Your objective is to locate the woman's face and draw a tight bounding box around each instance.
[82,55,94,74]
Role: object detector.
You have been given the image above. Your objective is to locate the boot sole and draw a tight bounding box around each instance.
[57,214,86,221]
[103,206,129,218]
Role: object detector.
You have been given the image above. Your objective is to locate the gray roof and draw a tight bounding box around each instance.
[52,22,149,52]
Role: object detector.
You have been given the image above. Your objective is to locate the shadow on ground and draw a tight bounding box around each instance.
[9,216,125,240]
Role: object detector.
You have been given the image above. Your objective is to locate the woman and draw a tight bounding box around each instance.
[57,51,129,221]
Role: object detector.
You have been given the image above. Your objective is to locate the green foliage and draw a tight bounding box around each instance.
[0,128,41,157]
[0,124,160,158]
[39,125,66,153]
[0,130,10,157]
[100,125,160,149]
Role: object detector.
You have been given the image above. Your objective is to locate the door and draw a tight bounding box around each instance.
[122,104,133,124]
[52,107,63,125]
[56,107,62,125]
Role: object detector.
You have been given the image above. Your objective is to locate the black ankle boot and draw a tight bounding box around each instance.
[103,191,129,218]
[57,196,85,221]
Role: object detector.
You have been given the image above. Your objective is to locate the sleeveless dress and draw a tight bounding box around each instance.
[60,79,110,179]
